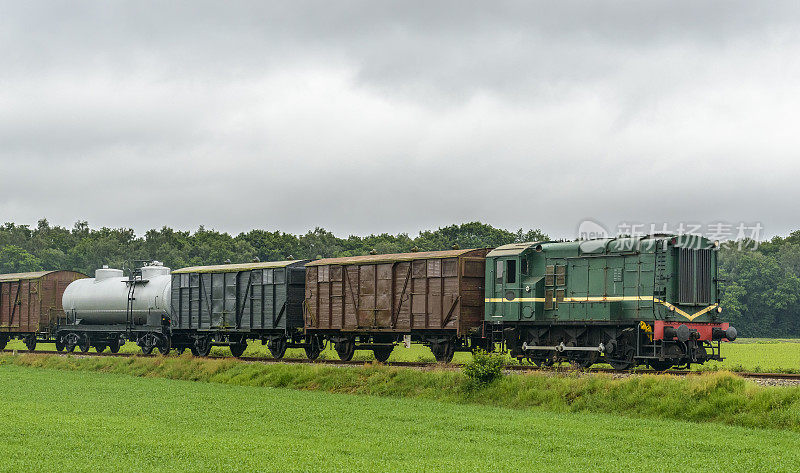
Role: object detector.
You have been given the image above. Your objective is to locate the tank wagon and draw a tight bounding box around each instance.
[170,260,308,358]
[59,262,172,354]
[484,235,737,369]
[304,249,488,362]
[0,270,85,351]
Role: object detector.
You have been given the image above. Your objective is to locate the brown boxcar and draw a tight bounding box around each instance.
[0,270,85,351]
[304,249,488,362]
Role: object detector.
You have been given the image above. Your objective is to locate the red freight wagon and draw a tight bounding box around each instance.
[304,249,488,362]
[0,270,85,351]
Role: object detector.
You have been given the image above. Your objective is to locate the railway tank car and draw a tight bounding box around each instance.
[59,262,172,354]
[484,235,737,370]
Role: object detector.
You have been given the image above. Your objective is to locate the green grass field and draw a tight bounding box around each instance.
[5,337,800,373]
[699,339,800,373]
[1,364,800,472]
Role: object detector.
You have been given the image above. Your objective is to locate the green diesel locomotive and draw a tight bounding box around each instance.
[484,235,736,370]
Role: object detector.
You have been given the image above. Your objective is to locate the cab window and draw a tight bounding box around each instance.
[506,260,516,284]
[495,260,504,282]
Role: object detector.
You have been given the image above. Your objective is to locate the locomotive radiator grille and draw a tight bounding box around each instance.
[696,249,712,303]
[679,248,712,304]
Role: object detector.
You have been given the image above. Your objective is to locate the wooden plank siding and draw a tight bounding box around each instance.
[305,249,488,336]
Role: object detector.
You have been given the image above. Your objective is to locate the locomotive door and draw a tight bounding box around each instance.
[493,258,521,320]
[623,256,641,319]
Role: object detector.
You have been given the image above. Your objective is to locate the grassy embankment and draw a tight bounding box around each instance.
[3,352,800,433]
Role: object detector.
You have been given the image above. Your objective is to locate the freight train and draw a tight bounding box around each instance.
[0,234,737,370]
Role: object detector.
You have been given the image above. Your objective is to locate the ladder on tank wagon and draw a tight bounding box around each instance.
[126,278,136,330]
[124,261,150,331]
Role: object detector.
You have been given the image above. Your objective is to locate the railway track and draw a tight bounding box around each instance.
[2,348,799,381]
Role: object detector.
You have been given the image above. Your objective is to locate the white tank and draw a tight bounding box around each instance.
[62,262,172,325]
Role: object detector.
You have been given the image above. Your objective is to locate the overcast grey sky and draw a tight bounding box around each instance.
[1,1,798,239]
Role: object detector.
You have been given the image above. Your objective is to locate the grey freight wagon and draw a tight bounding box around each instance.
[170,260,308,358]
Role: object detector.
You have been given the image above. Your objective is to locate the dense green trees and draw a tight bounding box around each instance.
[0,219,546,276]
[719,232,800,337]
[0,245,43,273]
[0,219,797,337]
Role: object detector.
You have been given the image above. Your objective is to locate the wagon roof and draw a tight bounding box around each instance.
[173,260,307,274]
[0,270,63,282]
[306,248,481,266]
[486,242,544,257]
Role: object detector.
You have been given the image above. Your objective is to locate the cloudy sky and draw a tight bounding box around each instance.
[1,1,798,239]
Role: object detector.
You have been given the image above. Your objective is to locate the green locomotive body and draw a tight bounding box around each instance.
[485,235,736,369]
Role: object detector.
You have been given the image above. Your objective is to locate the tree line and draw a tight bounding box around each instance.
[0,219,797,338]
[719,232,800,338]
[0,219,546,276]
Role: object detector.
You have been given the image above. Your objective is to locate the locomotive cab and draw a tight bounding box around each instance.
[486,242,544,322]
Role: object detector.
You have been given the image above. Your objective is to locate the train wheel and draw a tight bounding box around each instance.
[304,335,322,361]
[157,335,171,356]
[608,347,635,371]
[574,351,599,369]
[139,334,157,355]
[649,343,682,371]
[431,340,455,363]
[268,337,287,359]
[55,337,65,352]
[93,344,107,353]
[445,343,455,363]
[108,338,121,354]
[373,345,393,363]
[64,333,78,352]
[192,336,212,357]
[78,335,91,354]
[334,338,355,361]
[230,341,247,358]
[24,335,37,352]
